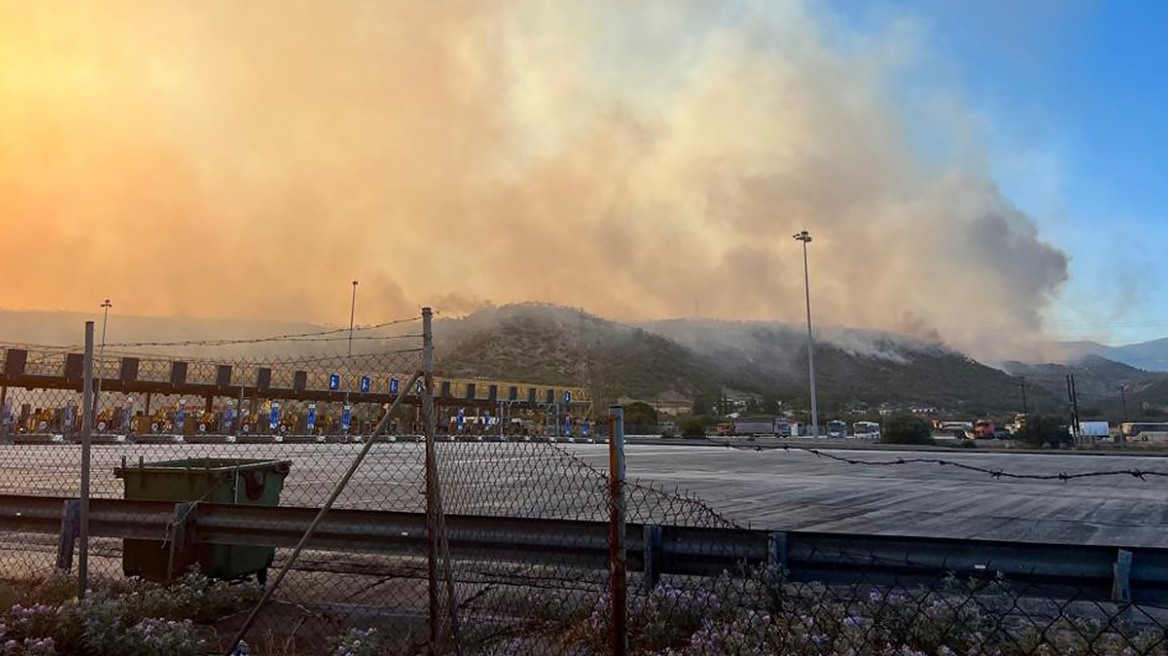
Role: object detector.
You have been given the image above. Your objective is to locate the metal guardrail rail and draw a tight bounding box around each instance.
[0,494,1160,604]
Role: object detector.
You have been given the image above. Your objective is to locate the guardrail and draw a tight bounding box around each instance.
[0,494,1158,604]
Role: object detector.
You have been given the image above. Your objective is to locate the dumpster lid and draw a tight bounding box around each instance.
[114,457,291,478]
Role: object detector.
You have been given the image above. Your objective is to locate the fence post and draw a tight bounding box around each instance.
[608,404,628,656]
[79,321,94,598]
[422,307,440,651]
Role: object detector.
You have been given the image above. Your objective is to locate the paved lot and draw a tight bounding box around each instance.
[605,444,1168,547]
[3,441,1168,547]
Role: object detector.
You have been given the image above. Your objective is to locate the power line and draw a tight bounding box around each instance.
[705,438,1168,482]
[87,316,422,349]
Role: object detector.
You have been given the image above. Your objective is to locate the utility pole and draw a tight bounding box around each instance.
[794,230,819,438]
[1120,384,1129,423]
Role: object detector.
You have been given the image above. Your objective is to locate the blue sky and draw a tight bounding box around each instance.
[833,0,1168,345]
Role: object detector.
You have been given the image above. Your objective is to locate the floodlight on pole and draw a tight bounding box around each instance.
[348,280,358,358]
[94,299,112,423]
[793,230,819,438]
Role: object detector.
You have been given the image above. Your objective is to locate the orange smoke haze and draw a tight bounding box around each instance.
[0,1,1067,352]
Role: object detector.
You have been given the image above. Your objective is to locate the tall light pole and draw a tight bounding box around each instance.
[347,280,358,358]
[793,231,819,438]
[94,299,112,425]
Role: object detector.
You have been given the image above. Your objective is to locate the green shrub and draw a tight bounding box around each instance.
[1016,415,1071,449]
[880,415,933,445]
[680,419,706,439]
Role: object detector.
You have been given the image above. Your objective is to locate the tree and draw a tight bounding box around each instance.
[880,414,933,445]
[680,418,706,439]
[1016,414,1071,449]
[623,402,659,434]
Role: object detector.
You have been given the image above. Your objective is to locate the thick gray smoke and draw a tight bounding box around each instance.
[0,1,1068,358]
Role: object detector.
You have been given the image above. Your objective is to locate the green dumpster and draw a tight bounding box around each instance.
[114,457,292,584]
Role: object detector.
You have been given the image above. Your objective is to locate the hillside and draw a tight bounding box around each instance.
[433,305,716,403]
[1001,356,1156,402]
[435,304,1057,415]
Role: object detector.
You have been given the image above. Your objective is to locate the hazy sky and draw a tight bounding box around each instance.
[0,1,1164,353]
[835,0,1168,347]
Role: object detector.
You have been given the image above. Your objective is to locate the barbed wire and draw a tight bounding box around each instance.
[75,315,422,349]
[705,437,1168,482]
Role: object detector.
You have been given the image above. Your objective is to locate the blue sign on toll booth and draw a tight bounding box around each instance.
[175,402,186,432]
[122,404,133,431]
[63,403,75,432]
[223,405,235,429]
[329,374,341,391]
[456,409,465,431]
[564,416,572,435]
[342,404,352,433]
[582,421,591,437]
[564,391,572,403]
[269,401,280,431]
[360,376,371,393]
[306,403,317,431]
[389,378,400,394]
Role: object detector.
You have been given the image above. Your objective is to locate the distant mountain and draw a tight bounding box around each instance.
[1001,355,1168,421]
[435,304,1057,415]
[1018,338,1168,373]
[1111,337,1168,372]
[1001,355,1156,402]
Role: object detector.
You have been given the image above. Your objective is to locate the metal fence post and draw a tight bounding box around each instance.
[79,321,94,597]
[422,307,440,650]
[608,404,628,656]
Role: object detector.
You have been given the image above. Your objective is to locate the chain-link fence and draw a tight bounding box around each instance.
[2,314,1168,655]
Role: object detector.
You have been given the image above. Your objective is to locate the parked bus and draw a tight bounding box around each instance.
[1120,423,1168,442]
[826,420,847,439]
[853,421,881,440]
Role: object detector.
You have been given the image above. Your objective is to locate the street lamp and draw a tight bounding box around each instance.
[94,299,112,426]
[793,230,819,438]
[347,280,358,358]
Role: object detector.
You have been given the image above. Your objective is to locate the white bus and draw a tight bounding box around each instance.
[1120,423,1168,442]
[853,421,881,440]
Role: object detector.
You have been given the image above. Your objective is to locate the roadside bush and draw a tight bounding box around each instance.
[680,419,706,439]
[1016,415,1072,449]
[880,415,933,445]
[328,628,381,656]
[0,571,260,656]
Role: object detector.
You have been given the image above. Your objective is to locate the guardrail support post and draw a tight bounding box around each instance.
[167,502,198,583]
[608,404,627,656]
[643,525,663,591]
[55,499,80,571]
[1113,549,1132,603]
[768,531,788,572]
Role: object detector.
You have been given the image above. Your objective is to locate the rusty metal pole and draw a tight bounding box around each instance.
[608,404,627,656]
[422,307,440,651]
[79,321,94,598]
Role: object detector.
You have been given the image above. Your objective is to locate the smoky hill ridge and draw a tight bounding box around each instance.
[433,304,1056,414]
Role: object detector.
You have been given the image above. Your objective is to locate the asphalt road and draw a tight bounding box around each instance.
[2,441,1167,547]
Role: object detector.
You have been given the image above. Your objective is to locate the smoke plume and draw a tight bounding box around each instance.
[0,1,1068,355]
